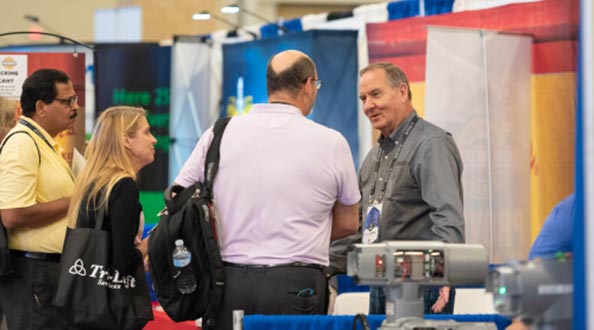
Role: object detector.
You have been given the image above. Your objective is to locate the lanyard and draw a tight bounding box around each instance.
[19,118,56,153]
[368,115,418,204]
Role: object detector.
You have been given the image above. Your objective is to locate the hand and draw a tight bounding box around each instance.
[431,286,450,313]
[135,211,145,245]
[137,237,149,258]
[136,238,150,272]
[143,255,150,273]
[506,319,531,330]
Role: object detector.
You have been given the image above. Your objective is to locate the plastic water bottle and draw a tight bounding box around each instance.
[172,239,197,294]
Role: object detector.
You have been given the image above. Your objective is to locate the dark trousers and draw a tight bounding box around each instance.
[369,286,456,315]
[0,255,76,330]
[214,264,327,330]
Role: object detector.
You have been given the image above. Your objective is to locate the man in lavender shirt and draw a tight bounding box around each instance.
[174,50,360,330]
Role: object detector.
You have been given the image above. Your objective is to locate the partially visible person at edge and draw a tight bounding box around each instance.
[0,95,19,330]
[174,49,360,330]
[357,62,465,315]
[0,96,19,143]
[66,106,156,329]
[0,68,79,330]
[506,192,575,330]
[528,193,574,260]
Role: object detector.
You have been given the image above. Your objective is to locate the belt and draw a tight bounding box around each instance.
[224,261,325,272]
[11,250,61,263]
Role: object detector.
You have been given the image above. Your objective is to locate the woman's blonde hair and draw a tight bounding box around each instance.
[68,106,147,227]
[0,96,18,141]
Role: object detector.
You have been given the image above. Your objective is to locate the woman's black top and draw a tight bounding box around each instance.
[76,177,142,275]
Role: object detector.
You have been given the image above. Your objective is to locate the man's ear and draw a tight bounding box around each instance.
[398,83,409,101]
[35,100,46,117]
[304,77,315,96]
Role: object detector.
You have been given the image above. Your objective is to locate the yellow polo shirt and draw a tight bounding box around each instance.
[0,117,75,253]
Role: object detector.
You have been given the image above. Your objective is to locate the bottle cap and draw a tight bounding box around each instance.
[175,239,184,246]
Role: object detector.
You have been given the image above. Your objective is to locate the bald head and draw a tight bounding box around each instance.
[266,50,316,97]
[269,50,310,72]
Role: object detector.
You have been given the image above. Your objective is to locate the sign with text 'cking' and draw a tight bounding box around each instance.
[0,54,27,99]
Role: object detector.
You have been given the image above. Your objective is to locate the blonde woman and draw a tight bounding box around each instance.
[68,106,156,283]
[0,96,18,143]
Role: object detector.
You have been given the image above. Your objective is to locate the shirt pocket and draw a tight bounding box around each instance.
[385,162,418,201]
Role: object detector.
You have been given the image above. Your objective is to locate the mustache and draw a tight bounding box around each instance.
[69,111,78,119]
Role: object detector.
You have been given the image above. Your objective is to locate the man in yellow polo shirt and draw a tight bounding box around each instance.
[0,68,79,330]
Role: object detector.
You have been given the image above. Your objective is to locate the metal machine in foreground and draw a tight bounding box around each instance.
[347,241,495,330]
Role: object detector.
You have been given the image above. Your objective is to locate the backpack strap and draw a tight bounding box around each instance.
[163,117,230,214]
[203,117,231,199]
[200,117,230,329]
[163,184,197,215]
[0,130,41,164]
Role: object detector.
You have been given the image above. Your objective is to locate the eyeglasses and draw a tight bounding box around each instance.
[303,77,322,90]
[54,95,78,107]
[314,79,322,90]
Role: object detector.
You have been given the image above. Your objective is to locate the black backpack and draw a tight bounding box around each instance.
[148,117,230,329]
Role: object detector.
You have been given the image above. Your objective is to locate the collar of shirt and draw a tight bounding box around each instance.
[250,103,302,116]
[20,116,61,152]
[378,109,419,145]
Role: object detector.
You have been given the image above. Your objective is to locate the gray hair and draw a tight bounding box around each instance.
[360,62,412,101]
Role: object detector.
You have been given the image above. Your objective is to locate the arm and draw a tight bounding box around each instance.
[330,134,361,241]
[109,178,143,275]
[174,127,215,187]
[138,237,150,272]
[506,319,531,330]
[329,221,362,275]
[331,202,359,240]
[328,135,364,272]
[137,237,149,259]
[329,184,365,276]
[416,135,464,313]
[416,135,465,243]
[1,198,70,229]
[528,193,574,259]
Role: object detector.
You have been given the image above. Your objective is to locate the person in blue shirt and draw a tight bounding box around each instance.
[507,192,574,330]
[528,193,574,260]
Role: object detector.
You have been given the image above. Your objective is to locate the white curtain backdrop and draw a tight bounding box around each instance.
[169,38,212,184]
[425,27,532,262]
[169,32,257,184]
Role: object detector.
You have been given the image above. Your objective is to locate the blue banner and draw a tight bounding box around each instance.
[221,30,359,167]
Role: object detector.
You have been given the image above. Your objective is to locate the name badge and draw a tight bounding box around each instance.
[362,202,382,244]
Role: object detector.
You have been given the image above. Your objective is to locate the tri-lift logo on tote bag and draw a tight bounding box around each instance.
[68,258,137,289]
